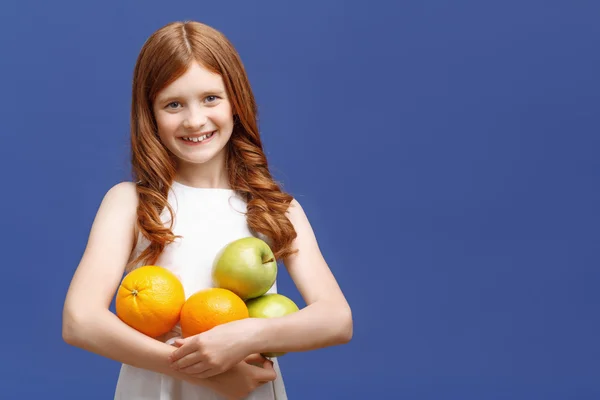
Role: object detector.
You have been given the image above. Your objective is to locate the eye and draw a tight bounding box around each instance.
[166,101,181,109]
[205,95,220,103]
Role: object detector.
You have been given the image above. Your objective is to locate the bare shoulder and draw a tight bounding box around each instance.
[283,197,346,304]
[102,181,139,207]
[285,198,311,229]
[64,181,141,317]
[88,180,139,249]
[287,198,302,211]
[284,198,319,250]
[84,180,139,260]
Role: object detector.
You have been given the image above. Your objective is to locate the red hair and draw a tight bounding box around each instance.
[128,21,297,270]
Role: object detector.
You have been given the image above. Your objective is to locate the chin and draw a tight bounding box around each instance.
[184,156,217,165]
[178,148,227,166]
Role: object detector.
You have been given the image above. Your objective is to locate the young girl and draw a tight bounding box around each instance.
[62,20,352,400]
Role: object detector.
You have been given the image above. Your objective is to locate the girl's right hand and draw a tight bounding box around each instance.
[206,354,277,400]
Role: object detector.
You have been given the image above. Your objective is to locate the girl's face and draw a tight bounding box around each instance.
[152,62,234,168]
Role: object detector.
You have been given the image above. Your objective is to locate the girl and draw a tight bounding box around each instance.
[62,20,352,400]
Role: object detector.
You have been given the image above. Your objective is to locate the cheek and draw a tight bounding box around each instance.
[156,115,180,137]
[214,111,234,130]
[213,103,234,127]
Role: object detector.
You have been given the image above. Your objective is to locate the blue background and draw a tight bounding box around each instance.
[1,1,599,399]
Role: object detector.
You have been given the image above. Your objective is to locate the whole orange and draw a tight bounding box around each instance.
[116,265,185,338]
[180,288,249,338]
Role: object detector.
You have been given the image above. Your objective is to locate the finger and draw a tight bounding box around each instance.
[178,361,210,376]
[193,368,222,379]
[171,352,204,370]
[168,342,194,363]
[263,359,274,370]
[257,369,277,382]
[251,363,277,382]
[244,353,267,366]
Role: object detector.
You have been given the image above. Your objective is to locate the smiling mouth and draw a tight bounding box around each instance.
[180,131,216,143]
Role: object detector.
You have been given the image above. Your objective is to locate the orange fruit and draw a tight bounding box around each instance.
[180,288,249,337]
[115,265,185,338]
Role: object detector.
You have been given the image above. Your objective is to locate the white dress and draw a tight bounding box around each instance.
[114,181,288,399]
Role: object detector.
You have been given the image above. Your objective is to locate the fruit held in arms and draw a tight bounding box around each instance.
[180,288,249,338]
[246,293,300,357]
[212,237,277,300]
[116,265,185,338]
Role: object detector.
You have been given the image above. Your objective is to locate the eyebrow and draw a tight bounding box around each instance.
[157,89,226,103]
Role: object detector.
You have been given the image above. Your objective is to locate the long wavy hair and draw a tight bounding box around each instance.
[127,21,297,270]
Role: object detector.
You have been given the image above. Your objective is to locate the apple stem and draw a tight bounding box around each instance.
[264,258,275,264]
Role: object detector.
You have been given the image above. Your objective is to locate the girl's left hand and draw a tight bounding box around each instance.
[169,318,258,378]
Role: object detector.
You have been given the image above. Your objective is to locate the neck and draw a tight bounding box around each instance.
[175,151,230,189]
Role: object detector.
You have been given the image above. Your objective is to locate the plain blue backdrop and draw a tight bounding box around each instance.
[1,0,599,399]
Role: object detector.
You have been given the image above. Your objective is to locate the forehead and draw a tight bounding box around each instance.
[156,62,225,100]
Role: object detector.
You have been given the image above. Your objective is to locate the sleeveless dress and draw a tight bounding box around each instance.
[114,181,288,400]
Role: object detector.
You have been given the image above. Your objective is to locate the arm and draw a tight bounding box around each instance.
[62,182,207,385]
[167,198,352,379]
[246,198,353,354]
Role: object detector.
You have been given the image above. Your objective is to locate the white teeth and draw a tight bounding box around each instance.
[182,131,215,142]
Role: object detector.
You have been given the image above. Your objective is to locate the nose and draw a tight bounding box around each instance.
[183,105,208,130]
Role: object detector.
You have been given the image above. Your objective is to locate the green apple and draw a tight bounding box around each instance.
[212,237,277,300]
[246,293,300,357]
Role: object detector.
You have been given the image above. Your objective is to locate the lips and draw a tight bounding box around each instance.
[181,130,215,139]
[180,131,216,143]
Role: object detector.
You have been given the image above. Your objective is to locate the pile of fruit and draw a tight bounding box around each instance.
[115,237,299,357]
